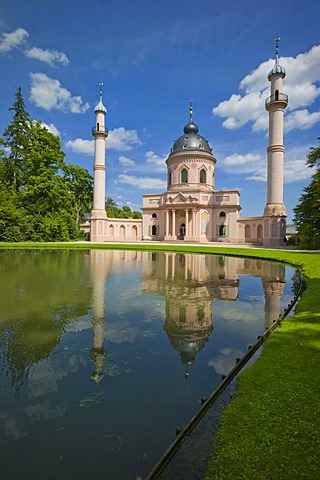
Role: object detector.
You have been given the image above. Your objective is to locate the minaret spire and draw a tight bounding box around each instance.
[275,37,280,64]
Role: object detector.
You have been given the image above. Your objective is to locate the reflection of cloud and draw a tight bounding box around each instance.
[64,317,93,333]
[220,298,262,322]
[25,400,66,423]
[28,353,87,397]
[104,321,140,344]
[0,412,28,439]
[208,347,244,375]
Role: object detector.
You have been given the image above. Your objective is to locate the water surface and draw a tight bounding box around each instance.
[0,249,295,479]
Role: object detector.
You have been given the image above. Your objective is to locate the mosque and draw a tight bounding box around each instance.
[87,42,288,246]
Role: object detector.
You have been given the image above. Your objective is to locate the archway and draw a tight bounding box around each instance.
[257,224,263,242]
[109,224,114,240]
[132,225,138,239]
[245,225,251,241]
[120,224,125,240]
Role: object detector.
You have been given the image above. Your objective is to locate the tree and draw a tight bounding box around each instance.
[293,138,320,249]
[63,164,93,225]
[0,88,94,242]
[2,87,31,189]
[105,197,142,219]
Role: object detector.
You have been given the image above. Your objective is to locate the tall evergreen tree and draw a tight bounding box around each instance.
[2,87,31,189]
[293,137,320,249]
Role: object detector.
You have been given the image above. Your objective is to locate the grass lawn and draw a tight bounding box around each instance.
[1,243,319,479]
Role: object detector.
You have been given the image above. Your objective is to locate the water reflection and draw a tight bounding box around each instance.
[0,249,291,480]
[89,250,286,380]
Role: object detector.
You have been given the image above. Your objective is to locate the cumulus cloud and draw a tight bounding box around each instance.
[0,27,29,52]
[67,128,142,155]
[25,47,69,66]
[41,122,60,137]
[285,109,320,132]
[145,150,167,172]
[119,155,136,167]
[108,127,142,151]
[30,73,89,113]
[213,45,320,133]
[221,148,311,184]
[117,173,166,189]
[66,138,94,155]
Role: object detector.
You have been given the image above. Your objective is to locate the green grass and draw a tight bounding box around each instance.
[1,242,319,478]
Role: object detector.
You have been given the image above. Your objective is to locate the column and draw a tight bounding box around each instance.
[172,209,176,239]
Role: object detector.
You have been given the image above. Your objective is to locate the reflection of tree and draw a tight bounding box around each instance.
[290,268,303,298]
[0,250,91,393]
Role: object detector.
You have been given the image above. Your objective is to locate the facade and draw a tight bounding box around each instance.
[88,43,287,246]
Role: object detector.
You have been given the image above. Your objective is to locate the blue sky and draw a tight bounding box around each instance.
[1,0,320,222]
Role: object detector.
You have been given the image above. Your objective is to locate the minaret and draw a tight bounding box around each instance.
[91,83,108,242]
[263,38,288,246]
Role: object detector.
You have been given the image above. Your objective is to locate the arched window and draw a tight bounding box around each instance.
[168,171,172,186]
[152,213,157,218]
[275,89,279,101]
[181,168,188,183]
[219,211,226,218]
[219,225,226,237]
[200,169,206,183]
[151,225,157,236]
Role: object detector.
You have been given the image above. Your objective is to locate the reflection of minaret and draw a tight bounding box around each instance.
[90,250,107,384]
[262,263,286,329]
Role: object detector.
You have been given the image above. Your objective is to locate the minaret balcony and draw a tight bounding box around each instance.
[265,93,288,109]
[92,125,108,135]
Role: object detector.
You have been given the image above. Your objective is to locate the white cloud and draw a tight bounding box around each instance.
[41,122,60,137]
[213,45,320,133]
[67,127,142,155]
[117,173,166,190]
[145,150,167,172]
[26,47,69,66]
[30,73,89,113]
[221,148,311,184]
[119,155,136,167]
[0,27,29,52]
[66,138,94,155]
[285,109,320,132]
[108,127,142,151]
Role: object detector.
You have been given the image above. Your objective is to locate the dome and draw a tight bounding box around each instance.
[94,99,107,114]
[170,113,212,155]
[268,63,286,80]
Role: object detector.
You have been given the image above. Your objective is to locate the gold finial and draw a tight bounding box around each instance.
[275,37,280,63]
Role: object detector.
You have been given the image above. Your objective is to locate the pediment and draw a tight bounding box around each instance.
[167,192,198,205]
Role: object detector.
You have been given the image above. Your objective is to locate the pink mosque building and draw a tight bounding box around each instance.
[88,43,287,247]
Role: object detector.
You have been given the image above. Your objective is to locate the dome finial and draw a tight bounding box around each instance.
[275,37,280,64]
[94,81,107,114]
[189,98,193,121]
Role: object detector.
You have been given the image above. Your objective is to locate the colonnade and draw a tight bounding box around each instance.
[164,208,199,240]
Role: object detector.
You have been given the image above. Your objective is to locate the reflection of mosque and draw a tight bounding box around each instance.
[89,250,286,380]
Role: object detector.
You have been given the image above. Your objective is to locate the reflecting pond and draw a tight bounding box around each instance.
[0,249,296,479]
